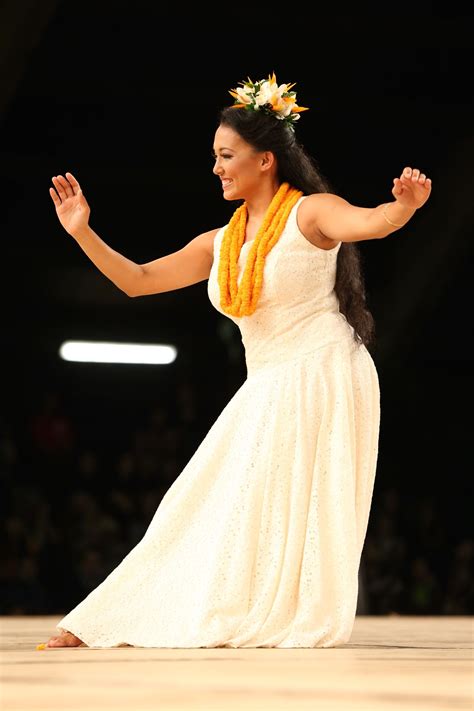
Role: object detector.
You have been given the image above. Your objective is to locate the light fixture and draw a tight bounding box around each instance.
[59,340,177,365]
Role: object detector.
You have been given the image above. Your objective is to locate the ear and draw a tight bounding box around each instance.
[260,151,275,172]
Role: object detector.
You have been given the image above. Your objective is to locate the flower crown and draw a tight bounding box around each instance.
[228,73,309,130]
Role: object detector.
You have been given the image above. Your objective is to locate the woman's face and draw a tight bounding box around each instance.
[212,125,266,201]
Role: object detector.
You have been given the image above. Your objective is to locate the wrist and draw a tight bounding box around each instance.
[71,224,93,241]
[382,202,416,228]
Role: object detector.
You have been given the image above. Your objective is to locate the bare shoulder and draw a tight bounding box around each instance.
[297,193,346,249]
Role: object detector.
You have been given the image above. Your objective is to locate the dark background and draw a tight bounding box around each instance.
[1,3,472,616]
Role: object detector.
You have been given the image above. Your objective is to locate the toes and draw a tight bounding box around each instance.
[43,630,84,648]
[46,634,68,646]
[46,637,59,646]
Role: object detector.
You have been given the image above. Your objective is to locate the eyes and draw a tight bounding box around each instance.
[212,152,233,161]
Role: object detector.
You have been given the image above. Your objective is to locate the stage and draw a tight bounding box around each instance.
[1,615,471,710]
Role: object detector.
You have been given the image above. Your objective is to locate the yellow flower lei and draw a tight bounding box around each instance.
[218,182,303,317]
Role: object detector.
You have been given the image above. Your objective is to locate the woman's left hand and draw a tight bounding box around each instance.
[392,167,432,209]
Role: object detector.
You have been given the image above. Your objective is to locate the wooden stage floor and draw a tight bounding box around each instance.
[1,615,472,710]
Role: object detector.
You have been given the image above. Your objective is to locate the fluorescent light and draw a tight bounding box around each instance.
[59,340,177,365]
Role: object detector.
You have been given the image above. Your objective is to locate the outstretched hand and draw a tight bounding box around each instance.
[392,167,432,210]
[49,172,90,237]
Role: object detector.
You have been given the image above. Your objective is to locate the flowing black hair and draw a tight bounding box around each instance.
[218,107,376,350]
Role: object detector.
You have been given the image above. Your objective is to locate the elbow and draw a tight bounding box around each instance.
[123,285,138,297]
[124,274,143,297]
[126,267,146,297]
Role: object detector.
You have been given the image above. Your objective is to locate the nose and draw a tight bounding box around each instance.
[213,157,223,176]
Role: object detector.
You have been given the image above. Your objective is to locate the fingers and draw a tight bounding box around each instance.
[65,171,81,194]
[51,173,81,203]
[51,176,68,201]
[400,166,432,188]
[392,177,403,195]
[49,186,61,206]
[54,174,74,198]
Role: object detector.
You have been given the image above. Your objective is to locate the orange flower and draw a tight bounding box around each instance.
[218,183,302,317]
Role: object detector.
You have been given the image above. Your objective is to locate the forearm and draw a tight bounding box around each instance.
[368,201,417,238]
[72,226,144,296]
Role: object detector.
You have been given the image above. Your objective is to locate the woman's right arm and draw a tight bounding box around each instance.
[50,173,218,297]
[133,228,218,296]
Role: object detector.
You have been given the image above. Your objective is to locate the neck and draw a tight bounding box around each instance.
[244,180,281,222]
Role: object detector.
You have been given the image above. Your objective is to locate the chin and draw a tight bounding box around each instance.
[223,189,243,202]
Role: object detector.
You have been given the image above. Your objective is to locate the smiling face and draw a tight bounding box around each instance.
[212,124,273,201]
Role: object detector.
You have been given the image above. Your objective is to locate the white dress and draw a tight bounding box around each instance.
[55,196,380,648]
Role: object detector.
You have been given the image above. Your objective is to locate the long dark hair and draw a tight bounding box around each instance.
[219,106,376,350]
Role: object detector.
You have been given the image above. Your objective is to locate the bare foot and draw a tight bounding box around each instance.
[45,629,85,648]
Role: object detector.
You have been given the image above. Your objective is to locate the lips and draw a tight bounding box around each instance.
[221,179,233,189]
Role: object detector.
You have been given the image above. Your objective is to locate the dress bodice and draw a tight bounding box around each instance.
[207,196,356,375]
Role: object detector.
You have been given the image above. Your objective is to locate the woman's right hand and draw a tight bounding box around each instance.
[49,172,91,237]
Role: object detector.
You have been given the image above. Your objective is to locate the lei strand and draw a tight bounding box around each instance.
[218,182,303,317]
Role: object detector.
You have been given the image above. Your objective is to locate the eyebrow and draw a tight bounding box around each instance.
[212,146,235,152]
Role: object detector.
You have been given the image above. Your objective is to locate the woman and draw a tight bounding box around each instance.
[40,75,431,649]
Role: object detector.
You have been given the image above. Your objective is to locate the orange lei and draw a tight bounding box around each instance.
[218,182,302,317]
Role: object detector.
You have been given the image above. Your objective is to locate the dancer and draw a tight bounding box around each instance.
[39,74,431,649]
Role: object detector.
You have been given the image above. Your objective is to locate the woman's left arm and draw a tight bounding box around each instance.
[303,166,432,243]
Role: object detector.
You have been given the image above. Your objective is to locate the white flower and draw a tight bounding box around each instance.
[254,82,272,106]
[256,83,286,110]
[278,96,297,117]
[234,86,253,104]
